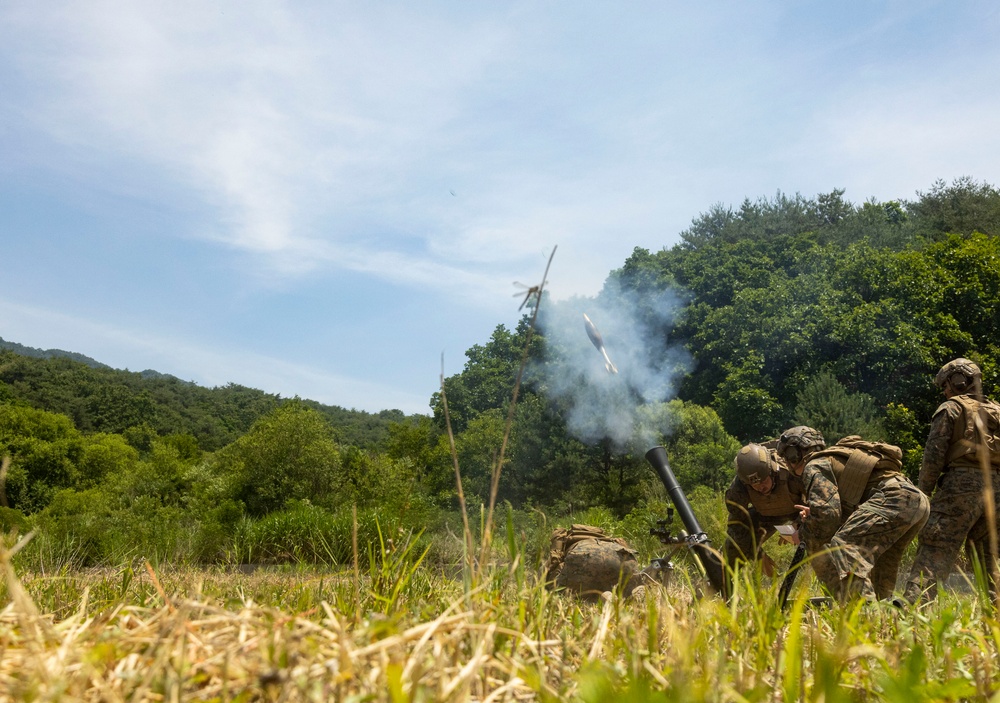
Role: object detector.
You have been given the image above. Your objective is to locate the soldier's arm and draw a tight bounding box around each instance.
[918,402,958,495]
[800,461,841,545]
[724,477,752,523]
[785,468,807,505]
[723,477,761,564]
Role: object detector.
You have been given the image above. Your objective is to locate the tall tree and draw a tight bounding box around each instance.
[212,402,344,517]
[792,370,885,443]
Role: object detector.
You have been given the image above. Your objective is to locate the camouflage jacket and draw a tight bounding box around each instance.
[919,394,1000,495]
[919,401,962,494]
[799,457,842,547]
[724,468,805,525]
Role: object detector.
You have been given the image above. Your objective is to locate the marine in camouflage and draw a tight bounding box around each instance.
[905,378,1000,603]
[724,472,805,565]
[724,444,805,568]
[905,464,1000,602]
[825,474,929,600]
[798,458,842,545]
[797,450,929,601]
[918,399,967,494]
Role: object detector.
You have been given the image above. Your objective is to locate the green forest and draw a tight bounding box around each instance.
[2,176,999,567]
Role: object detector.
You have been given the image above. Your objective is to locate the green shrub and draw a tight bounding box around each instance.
[28,488,116,566]
[0,506,28,533]
[230,502,431,567]
[27,484,198,567]
[210,403,345,516]
[191,499,244,563]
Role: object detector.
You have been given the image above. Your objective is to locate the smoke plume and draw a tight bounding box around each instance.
[534,277,691,452]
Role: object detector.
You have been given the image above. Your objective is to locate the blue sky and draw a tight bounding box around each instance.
[2,1,999,415]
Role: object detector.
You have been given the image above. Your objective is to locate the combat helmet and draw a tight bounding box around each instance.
[734,443,779,486]
[776,426,826,465]
[934,358,982,394]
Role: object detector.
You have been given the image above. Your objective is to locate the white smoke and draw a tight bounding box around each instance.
[534,277,692,452]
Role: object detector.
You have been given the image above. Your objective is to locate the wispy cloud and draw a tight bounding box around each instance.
[2,2,525,278]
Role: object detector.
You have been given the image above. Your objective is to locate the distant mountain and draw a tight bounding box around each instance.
[0,336,418,451]
[0,337,112,370]
[0,338,192,384]
[138,368,190,383]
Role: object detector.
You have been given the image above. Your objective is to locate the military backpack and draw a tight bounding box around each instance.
[811,436,904,508]
[943,395,1000,469]
[546,524,639,597]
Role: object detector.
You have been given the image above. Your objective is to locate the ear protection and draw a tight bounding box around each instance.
[780,445,804,465]
[949,372,971,393]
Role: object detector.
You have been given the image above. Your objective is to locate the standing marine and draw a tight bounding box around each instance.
[905,358,1000,603]
[777,426,929,601]
[724,443,805,572]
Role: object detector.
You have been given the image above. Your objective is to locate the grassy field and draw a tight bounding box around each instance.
[2,525,1000,703]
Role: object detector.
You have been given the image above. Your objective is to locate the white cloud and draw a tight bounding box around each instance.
[2,1,525,280]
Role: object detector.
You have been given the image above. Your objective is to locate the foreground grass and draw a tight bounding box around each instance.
[2,545,1000,702]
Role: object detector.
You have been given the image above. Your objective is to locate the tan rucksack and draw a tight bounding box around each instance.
[812,435,904,507]
[546,524,640,597]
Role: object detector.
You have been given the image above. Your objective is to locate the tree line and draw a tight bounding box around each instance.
[0,347,409,450]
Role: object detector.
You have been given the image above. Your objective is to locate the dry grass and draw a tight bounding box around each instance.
[0,557,583,701]
[0,587,556,701]
[3,549,1000,702]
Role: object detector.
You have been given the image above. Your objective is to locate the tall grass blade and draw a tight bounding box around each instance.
[780,582,808,703]
[478,246,557,578]
[440,352,475,585]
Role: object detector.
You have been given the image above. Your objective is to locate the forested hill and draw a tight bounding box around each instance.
[429,177,1000,513]
[0,345,412,451]
[609,177,1000,442]
[0,337,112,370]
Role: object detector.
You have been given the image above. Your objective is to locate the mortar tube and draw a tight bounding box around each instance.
[645,445,729,597]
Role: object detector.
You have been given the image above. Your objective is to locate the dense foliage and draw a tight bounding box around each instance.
[0,346,432,566]
[611,180,1000,452]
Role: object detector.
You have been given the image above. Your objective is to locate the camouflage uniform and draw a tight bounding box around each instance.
[797,458,844,592]
[801,456,929,600]
[905,393,1000,602]
[723,468,805,566]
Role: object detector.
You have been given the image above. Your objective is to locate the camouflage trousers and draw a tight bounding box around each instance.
[807,476,929,601]
[905,466,1000,603]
